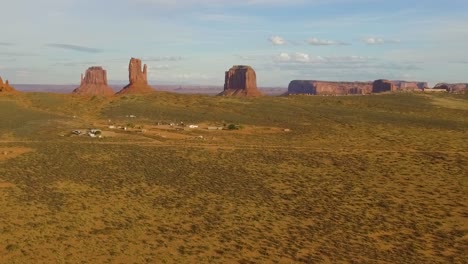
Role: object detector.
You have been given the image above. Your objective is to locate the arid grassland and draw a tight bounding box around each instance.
[0,92,467,263]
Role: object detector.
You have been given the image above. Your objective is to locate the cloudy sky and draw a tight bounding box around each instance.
[0,0,467,87]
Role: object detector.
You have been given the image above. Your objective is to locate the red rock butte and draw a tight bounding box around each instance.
[72,66,114,96]
[116,58,154,94]
[0,76,17,93]
[219,65,262,97]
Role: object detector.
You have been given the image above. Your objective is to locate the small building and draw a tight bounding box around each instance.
[189,125,199,129]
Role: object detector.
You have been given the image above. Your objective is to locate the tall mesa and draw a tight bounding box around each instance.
[219,65,262,97]
[72,66,114,96]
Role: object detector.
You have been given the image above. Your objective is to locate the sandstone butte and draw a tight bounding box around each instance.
[434,83,468,94]
[116,58,154,94]
[219,65,262,97]
[0,76,17,93]
[72,66,114,96]
[288,80,373,95]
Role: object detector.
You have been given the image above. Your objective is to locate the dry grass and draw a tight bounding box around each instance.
[0,92,467,263]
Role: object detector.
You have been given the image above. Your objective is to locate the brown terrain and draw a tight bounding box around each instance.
[0,77,18,93]
[219,65,262,97]
[288,80,373,95]
[72,67,114,96]
[0,86,466,263]
[116,58,155,94]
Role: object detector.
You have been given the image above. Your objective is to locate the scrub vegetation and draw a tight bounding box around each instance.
[0,92,466,263]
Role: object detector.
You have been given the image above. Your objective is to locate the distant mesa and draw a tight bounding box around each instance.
[287,79,431,95]
[0,76,18,93]
[116,58,155,94]
[372,80,429,93]
[219,65,262,97]
[372,79,395,93]
[288,80,373,95]
[72,66,114,96]
[391,81,427,92]
[434,83,468,94]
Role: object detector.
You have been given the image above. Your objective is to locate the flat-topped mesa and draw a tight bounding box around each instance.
[219,65,262,97]
[434,83,468,94]
[391,81,427,91]
[72,66,114,96]
[288,80,373,95]
[373,80,427,93]
[372,79,395,93]
[116,58,154,94]
[0,76,18,93]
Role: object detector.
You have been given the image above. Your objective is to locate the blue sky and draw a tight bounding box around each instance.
[0,0,467,87]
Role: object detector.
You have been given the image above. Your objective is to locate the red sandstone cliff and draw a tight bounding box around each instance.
[219,65,262,97]
[372,80,395,93]
[434,83,468,93]
[72,66,114,96]
[391,81,427,91]
[116,58,154,94]
[372,80,427,93]
[288,80,373,95]
[0,76,17,93]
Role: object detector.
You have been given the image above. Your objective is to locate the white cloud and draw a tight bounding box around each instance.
[275,52,291,62]
[364,37,385,45]
[269,36,286,45]
[274,53,373,64]
[363,37,400,45]
[274,52,317,63]
[292,53,310,63]
[307,37,347,46]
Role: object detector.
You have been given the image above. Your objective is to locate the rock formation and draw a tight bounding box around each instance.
[0,76,17,93]
[219,65,262,97]
[372,80,427,93]
[391,81,427,91]
[116,58,154,94]
[72,66,114,96]
[288,80,373,95]
[372,79,395,93]
[434,83,468,93]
